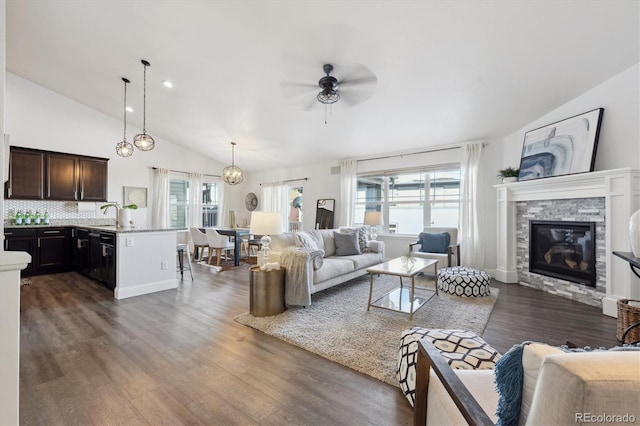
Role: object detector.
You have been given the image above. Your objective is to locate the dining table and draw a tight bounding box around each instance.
[201,227,250,266]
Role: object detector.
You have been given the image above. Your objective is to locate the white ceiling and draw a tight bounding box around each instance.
[6,0,639,172]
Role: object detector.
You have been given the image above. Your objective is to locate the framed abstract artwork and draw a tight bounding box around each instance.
[123,186,147,208]
[517,108,604,181]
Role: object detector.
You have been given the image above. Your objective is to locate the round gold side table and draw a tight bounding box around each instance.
[250,266,286,317]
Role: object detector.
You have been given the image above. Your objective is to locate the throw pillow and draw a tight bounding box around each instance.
[334,231,361,256]
[294,232,318,250]
[340,226,370,253]
[494,344,525,426]
[418,232,450,254]
[493,342,565,426]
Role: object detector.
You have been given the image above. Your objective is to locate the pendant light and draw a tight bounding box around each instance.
[116,78,134,157]
[222,142,244,185]
[133,59,155,151]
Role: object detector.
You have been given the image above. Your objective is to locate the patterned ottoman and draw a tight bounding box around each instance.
[437,266,491,297]
[396,327,501,407]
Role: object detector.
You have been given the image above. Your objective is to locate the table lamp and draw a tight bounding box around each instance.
[364,211,383,241]
[249,211,283,267]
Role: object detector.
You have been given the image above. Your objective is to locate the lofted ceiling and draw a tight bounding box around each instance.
[6,0,639,172]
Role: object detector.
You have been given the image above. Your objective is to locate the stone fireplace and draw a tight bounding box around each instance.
[529,220,596,287]
[495,168,640,317]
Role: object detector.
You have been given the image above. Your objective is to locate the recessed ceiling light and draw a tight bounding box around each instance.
[162,80,173,88]
[126,106,133,112]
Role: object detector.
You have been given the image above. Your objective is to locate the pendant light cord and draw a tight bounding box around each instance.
[142,63,147,133]
[123,80,128,140]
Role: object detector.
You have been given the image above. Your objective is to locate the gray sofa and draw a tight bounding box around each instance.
[270,228,385,306]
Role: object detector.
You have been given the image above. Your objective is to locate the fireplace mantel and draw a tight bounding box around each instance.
[494,168,640,317]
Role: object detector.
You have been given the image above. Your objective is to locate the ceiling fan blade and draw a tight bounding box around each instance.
[335,63,377,87]
[339,88,376,107]
[301,96,319,111]
[280,80,318,99]
[338,75,378,86]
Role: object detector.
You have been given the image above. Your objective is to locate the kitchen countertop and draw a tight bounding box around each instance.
[4,224,182,234]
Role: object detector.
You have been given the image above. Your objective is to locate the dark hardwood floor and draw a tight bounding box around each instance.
[18,263,618,425]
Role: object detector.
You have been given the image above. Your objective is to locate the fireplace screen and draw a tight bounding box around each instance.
[529,220,596,287]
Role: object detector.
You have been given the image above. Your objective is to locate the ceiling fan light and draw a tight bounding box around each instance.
[317,89,340,105]
[116,140,134,157]
[133,133,155,151]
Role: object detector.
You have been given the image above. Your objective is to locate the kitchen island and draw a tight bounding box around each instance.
[77,225,179,299]
[4,223,179,300]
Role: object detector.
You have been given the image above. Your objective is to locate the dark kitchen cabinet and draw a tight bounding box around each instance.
[3,227,71,276]
[5,147,108,202]
[4,148,44,199]
[79,158,108,201]
[3,228,36,276]
[46,153,78,200]
[36,227,69,274]
[71,228,90,274]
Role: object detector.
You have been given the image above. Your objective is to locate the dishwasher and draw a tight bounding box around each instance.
[88,231,116,290]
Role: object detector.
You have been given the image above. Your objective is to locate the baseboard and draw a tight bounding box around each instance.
[602,296,619,318]
[114,279,178,300]
[494,268,518,283]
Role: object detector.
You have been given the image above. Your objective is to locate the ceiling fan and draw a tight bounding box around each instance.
[281,62,378,113]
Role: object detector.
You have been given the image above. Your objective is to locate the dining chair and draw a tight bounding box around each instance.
[190,227,209,261]
[205,228,235,266]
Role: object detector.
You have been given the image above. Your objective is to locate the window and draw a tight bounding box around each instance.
[355,166,461,235]
[201,181,219,227]
[169,179,188,228]
[169,176,220,228]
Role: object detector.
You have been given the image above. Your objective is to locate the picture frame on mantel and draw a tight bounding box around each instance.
[517,108,604,182]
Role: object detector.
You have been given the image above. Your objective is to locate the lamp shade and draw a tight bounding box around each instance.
[364,211,383,226]
[250,212,283,236]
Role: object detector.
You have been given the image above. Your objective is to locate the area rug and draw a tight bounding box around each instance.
[234,274,498,386]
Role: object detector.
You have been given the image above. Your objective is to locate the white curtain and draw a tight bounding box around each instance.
[339,159,357,227]
[260,181,288,231]
[188,172,203,228]
[152,168,170,228]
[460,143,484,269]
[220,182,230,227]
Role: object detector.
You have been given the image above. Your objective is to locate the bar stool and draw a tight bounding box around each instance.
[176,243,194,280]
[177,230,194,280]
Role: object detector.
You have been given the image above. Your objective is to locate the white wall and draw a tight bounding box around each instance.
[249,144,507,265]
[249,161,341,231]
[501,63,640,171]
[4,73,227,226]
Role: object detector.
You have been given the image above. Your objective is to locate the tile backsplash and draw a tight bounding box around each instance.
[4,200,116,226]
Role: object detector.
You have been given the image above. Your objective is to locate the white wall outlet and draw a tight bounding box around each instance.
[161,261,168,270]
[125,238,133,247]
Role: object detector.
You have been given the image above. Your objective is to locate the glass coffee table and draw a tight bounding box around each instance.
[366,257,439,320]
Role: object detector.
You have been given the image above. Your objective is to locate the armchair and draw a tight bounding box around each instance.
[409,227,460,267]
[414,339,640,426]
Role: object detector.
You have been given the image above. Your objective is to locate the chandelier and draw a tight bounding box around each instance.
[116,77,134,157]
[222,142,243,185]
[133,59,155,151]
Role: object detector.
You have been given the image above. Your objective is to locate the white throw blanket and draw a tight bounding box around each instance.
[280,246,324,306]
